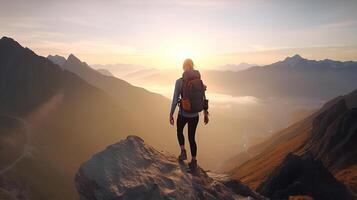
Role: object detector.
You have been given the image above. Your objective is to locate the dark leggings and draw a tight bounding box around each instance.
[177,114,199,157]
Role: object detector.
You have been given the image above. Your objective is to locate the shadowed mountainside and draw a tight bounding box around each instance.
[0,36,135,199]
[0,37,172,199]
[257,153,354,200]
[225,89,357,196]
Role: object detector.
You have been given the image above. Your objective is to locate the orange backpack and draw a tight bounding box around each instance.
[181,70,207,113]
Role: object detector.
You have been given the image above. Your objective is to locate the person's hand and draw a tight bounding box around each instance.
[169,115,174,126]
[204,111,209,125]
[204,115,209,125]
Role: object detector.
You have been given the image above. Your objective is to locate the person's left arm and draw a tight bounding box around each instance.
[169,79,181,125]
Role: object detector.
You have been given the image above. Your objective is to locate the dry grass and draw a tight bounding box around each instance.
[335,165,357,195]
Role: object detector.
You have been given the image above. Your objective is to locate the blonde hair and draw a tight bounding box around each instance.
[183,58,194,71]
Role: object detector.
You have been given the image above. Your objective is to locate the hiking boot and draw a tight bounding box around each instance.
[189,159,198,171]
[178,149,187,161]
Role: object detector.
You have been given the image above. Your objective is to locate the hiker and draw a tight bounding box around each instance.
[169,58,209,171]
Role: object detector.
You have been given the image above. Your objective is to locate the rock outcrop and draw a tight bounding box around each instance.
[75,136,267,200]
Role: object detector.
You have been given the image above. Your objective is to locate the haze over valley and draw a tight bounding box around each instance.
[90,54,357,163]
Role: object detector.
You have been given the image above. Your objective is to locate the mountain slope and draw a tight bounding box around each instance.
[75,135,268,200]
[47,54,173,151]
[226,89,357,194]
[0,36,172,199]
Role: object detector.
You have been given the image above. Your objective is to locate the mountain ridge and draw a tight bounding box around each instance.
[111,54,357,100]
[271,54,357,69]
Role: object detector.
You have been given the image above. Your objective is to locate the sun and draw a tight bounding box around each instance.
[157,38,206,68]
[177,49,197,64]
[166,45,200,67]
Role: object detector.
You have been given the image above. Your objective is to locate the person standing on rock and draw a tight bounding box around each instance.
[169,58,209,171]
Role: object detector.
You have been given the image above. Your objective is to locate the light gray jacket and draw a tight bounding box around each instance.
[170,78,199,118]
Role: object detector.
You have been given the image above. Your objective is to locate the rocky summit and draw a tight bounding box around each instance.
[75,135,267,200]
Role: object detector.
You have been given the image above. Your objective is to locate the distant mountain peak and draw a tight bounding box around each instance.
[47,55,67,66]
[0,36,17,43]
[48,54,66,60]
[291,54,303,59]
[284,54,304,61]
[0,36,23,49]
[67,53,80,61]
[281,54,306,66]
[67,54,83,65]
[48,53,88,69]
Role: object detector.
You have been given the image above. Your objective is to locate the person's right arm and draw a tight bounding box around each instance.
[203,84,209,125]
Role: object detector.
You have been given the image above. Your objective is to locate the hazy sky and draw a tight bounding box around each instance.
[1,0,357,68]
